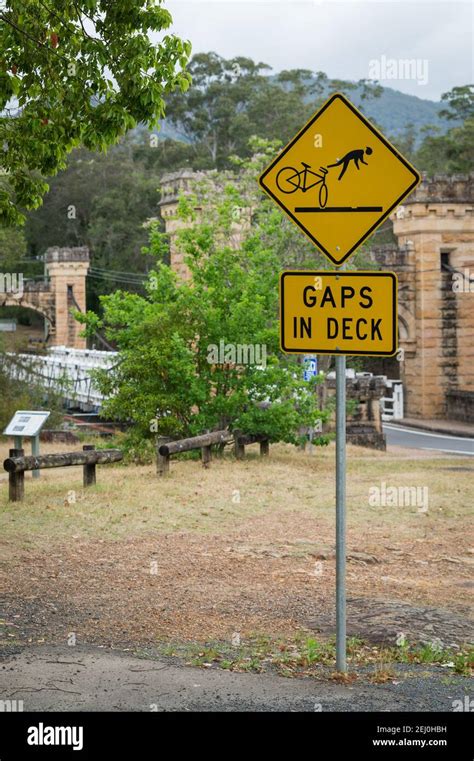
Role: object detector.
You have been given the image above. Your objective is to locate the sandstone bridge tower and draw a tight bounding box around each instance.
[0,246,89,349]
[377,173,474,421]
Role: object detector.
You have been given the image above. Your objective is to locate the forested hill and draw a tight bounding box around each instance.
[311,84,456,140]
[150,79,456,146]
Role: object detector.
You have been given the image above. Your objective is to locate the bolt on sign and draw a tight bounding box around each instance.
[259,93,420,265]
[280,271,397,356]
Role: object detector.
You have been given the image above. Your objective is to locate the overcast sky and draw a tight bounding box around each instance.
[164,0,473,101]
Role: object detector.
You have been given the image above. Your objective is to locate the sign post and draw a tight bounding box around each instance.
[335,346,346,671]
[259,92,420,672]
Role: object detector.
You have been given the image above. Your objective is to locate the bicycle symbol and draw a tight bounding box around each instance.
[276,162,329,207]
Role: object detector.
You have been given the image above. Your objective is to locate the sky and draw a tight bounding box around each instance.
[163,0,473,101]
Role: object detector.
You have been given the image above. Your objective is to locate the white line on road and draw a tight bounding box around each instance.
[383,424,474,443]
[419,447,474,456]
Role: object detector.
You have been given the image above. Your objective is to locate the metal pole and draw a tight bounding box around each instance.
[335,259,348,672]
[32,435,40,479]
[335,351,347,671]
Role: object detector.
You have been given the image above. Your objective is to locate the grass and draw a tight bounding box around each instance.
[154,633,473,679]
[0,439,472,550]
[1,439,472,654]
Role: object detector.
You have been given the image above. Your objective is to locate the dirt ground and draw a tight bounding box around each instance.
[0,440,472,651]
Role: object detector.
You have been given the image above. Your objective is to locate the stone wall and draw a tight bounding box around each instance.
[446,390,474,423]
[326,375,387,449]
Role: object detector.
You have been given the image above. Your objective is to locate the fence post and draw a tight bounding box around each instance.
[83,445,96,487]
[156,437,171,477]
[8,449,24,503]
[260,439,269,457]
[201,445,212,468]
[234,435,245,460]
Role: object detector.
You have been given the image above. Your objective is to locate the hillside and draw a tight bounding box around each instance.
[150,79,456,146]
[324,84,457,140]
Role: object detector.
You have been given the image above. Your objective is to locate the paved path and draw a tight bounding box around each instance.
[384,423,474,456]
[0,646,470,712]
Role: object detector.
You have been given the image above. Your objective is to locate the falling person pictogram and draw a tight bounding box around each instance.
[327,147,373,180]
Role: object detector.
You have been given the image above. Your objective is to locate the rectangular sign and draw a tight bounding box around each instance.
[280,271,397,356]
[3,410,50,438]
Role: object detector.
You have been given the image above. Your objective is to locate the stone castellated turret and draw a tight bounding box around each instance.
[0,246,89,349]
[388,174,474,419]
[158,170,207,281]
[45,247,89,348]
[158,169,251,281]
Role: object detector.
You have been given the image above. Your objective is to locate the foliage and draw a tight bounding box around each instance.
[411,85,474,174]
[415,117,474,175]
[165,53,382,168]
[0,0,191,225]
[24,141,161,312]
[77,142,330,444]
[439,84,474,121]
[0,222,27,269]
[0,338,65,430]
[157,633,473,678]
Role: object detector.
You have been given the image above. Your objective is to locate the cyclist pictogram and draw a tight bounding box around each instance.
[276,163,329,207]
[259,93,420,266]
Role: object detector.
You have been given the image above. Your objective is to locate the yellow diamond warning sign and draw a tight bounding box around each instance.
[280,271,397,356]
[260,93,420,266]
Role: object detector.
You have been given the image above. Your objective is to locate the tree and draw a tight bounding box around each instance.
[415,119,474,175]
[414,85,474,174]
[391,122,417,163]
[164,53,271,166]
[0,222,26,269]
[24,141,160,311]
[131,129,205,171]
[0,0,191,225]
[77,142,329,446]
[439,84,474,121]
[165,54,382,168]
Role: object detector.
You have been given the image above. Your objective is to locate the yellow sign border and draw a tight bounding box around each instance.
[260,93,421,266]
[280,270,398,356]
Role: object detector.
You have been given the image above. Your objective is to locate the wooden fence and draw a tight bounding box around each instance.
[3,445,123,502]
[157,430,269,476]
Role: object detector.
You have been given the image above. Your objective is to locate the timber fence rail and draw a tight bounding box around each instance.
[156,429,270,476]
[3,445,123,502]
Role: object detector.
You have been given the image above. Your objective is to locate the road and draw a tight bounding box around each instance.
[383,423,474,456]
[0,645,470,712]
